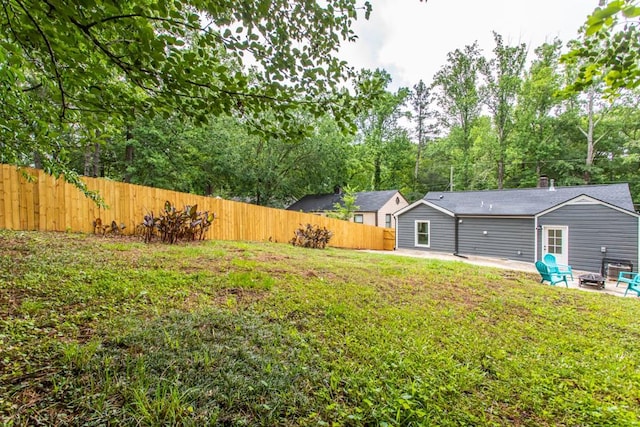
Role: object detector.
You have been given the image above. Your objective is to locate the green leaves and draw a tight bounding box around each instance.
[0,0,371,192]
[586,1,623,35]
[586,0,640,35]
[565,0,640,94]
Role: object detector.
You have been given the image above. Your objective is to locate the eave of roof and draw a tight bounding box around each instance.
[287,190,404,213]
[421,183,635,216]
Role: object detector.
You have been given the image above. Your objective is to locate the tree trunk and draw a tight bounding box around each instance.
[580,88,602,185]
[92,142,101,177]
[414,141,423,184]
[496,126,506,190]
[374,153,382,191]
[461,127,472,190]
[123,144,134,182]
[84,142,101,177]
[584,91,595,184]
[414,119,424,184]
[83,146,92,176]
[33,152,43,169]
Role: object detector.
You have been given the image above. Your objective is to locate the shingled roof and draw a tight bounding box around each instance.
[422,183,635,216]
[287,190,401,213]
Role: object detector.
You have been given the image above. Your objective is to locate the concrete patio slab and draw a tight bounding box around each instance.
[365,249,637,298]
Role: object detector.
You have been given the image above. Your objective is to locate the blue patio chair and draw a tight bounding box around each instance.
[535,261,569,287]
[543,253,573,280]
[616,271,637,287]
[616,271,640,296]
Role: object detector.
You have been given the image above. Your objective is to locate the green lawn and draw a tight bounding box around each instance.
[1,230,639,426]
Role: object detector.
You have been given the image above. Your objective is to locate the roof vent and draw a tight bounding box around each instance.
[549,179,556,191]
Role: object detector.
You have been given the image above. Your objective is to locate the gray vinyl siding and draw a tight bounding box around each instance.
[458,217,535,262]
[397,205,455,253]
[539,204,638,272]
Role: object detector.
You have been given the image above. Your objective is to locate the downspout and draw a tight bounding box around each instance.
[534,216,539,262]
[453,215,459,255]
[394,213,399,250]
[453,215,467,258]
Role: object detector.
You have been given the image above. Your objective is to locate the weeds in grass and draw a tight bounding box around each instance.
[222,271,276,291]
[1,230,640,426]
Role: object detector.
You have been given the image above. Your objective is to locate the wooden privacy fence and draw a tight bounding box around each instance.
[0,164,395,250]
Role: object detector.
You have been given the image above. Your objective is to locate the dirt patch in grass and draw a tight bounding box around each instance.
[2,231,640,426]
[0,288,28,319]
[254,253,293,262]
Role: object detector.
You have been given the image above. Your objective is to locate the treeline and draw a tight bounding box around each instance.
[33,37,640,208]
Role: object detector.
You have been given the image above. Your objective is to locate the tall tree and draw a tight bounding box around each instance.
[431,42,484,189]
[563,38,619,184]
[511,40,565,186]
[578,84,612,183]
[610,91,640,199]
[409,80,436,195]
[480,32,527,189]
[233,116,352,207]
[0,0,375,191]
[352,69,411,191]
[96,114,353,207]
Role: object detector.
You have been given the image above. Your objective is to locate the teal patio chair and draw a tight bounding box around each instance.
[535,261,569,287]
[616,271,640,297]
[543,253,573,280]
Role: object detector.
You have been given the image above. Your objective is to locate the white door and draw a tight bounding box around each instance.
[542,226,569,265]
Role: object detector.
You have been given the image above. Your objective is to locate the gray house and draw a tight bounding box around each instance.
[395,182,639,273]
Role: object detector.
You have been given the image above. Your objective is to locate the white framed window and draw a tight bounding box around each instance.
[354,214,364,224]
[385,214,392,228]
[415,220,430,247]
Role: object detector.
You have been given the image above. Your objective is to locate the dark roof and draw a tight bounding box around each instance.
[287,190,401,213]
[423,183,635,216]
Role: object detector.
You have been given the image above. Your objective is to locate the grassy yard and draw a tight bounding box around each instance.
[1,230,639,426]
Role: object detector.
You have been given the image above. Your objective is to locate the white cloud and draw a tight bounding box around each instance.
[339,0,599,89]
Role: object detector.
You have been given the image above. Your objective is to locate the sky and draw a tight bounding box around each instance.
[338,0,601,90]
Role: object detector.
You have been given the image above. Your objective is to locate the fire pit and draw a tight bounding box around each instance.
[579,273,606,289]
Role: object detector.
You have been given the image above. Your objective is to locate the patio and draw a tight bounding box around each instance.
[370,249,635,298]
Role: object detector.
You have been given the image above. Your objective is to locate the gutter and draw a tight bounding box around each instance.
[453,215,468,258]
[534,215,539,262]
[453,215,459,256]
[394,213,399,250]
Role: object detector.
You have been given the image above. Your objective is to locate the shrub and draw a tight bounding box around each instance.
[290,224,333,249]
[139,201,215,244]
[92,218,126,236]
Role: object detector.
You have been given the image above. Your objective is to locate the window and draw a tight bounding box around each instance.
[354,214,364,224]
[385,214,392,228]
[547,228,563,254]
[415,220,430,247]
